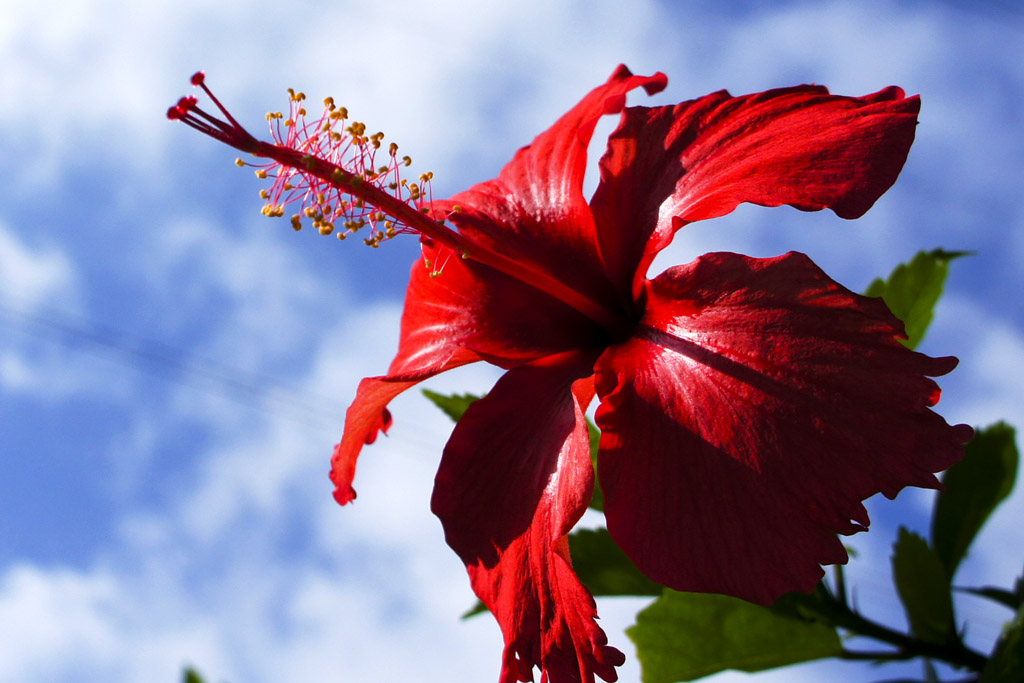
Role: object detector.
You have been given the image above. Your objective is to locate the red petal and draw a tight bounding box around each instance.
[594,252,972,605]
[431,351,623,683]
[330,240,600,505]
[590,86,920,297]
[436,65,666,307]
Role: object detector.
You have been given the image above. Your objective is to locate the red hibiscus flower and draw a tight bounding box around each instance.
[170,66,972,683]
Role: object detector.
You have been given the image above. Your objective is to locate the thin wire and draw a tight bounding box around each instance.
[0,295,347,435]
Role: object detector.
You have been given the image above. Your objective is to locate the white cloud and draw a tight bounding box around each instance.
[0,221,74,310]
[0,565,121,680]
[0,220,87,396]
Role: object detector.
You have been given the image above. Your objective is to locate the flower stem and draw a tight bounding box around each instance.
[819,587,987,671]
[252,142,628,333]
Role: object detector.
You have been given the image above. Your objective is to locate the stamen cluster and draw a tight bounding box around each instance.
[251,90,435,246]
[167,72,437,248]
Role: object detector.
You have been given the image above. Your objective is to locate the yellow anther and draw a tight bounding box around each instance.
[402,156,412,167]
[330,132,342,141]
[255,169,268,179]
[291,215,302,231]
[378,165,389,174]
[285,119,295,127]
[283,183,294,191]
[324,96,335,109]
[259,189,269,199]
[319,223,334,236]
[298,108,306,116]
[389,142,399,155]
[235,158,245,167]
[305,207,317,218]
[429,270,441,278]
[338,107,348,119]
[337,232,347,240]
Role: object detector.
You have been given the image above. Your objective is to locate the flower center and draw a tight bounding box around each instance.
[168,73,626,332]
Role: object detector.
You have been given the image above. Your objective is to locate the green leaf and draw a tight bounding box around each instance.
[461,599,488,619]
[864,248,969,349]
[568,528,662,597]
[891,527,956,645]
[183,668,207,683]
[629,589,841,682]
[586,417,604,511]
[982,601,1024,682]
[931,422,1019,579]
[421,389,481,422]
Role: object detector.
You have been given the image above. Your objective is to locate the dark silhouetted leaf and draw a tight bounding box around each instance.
[958,581,1023,612]
[982,602,1024,682]
[629,589,841,682]
[891,527,956,645]
[932,422,1018,578]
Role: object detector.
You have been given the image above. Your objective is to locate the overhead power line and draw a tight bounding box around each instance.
[0,294,349,435]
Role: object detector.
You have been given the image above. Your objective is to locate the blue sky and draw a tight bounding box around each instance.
[1,0,1022,681]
